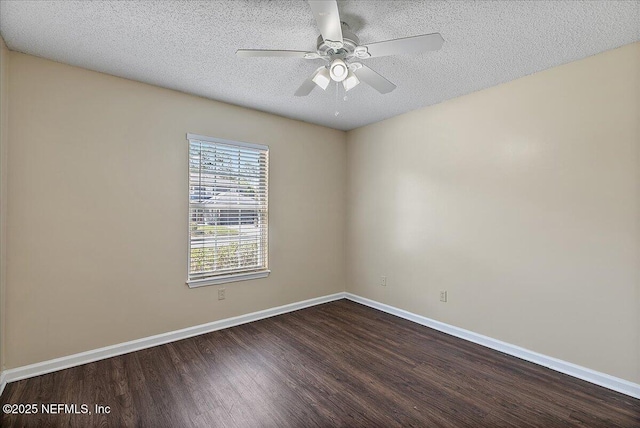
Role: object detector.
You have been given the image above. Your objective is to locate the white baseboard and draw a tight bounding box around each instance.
[345,293,640,400]
[2,291,638,401]
[0,292,346,388]
[0,370,6,397]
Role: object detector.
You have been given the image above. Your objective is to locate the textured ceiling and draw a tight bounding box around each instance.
[1,0,639,131]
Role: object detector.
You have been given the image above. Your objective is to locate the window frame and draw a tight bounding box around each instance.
[186,133,270,288]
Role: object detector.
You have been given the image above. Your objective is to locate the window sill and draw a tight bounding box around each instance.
[187,270,270,288]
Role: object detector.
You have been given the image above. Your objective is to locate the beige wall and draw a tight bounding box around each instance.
[3,41,639,386]
[346,43,640,383]
[5,52,346,368]
[0,36,9,371]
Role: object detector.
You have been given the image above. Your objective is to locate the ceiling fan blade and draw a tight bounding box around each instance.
[294,67,324,97]
[360,33,444,58]
[352,64,396,94]
[236,49,316,58]
[308,0,343,46]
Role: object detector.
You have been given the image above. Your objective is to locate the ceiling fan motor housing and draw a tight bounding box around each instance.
[316,23,360,58]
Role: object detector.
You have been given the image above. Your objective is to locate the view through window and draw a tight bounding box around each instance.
[187,134,269,286]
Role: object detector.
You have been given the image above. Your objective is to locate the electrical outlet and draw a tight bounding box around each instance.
[440,291,447,302]
[218,288,226,300]
[381,276,387,286]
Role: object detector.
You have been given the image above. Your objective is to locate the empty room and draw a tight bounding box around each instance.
[0,0,639,426]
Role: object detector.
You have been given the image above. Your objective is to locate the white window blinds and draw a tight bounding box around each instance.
[187,133,269,286]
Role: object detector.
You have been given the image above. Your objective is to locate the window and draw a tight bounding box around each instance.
[187,133,269,287]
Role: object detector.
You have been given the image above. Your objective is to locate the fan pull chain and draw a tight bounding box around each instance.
[334,82,340,116]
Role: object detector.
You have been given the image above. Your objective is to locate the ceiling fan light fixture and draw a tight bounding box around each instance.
[329,59,348,82]
[312,66,331,90]
[342,70,360,91]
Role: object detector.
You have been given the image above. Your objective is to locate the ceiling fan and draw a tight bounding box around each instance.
[236,0,444,96]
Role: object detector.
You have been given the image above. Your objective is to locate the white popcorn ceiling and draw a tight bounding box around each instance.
[0,0,638,131]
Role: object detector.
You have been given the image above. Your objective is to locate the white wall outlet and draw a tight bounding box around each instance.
[440,291,447,302]
[218,288,226,300]
[381,276,387,286]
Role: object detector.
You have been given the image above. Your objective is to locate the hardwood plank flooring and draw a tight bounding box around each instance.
[1,299,638,427]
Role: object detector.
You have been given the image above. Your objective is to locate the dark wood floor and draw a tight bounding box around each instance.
[1,299,638,427]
